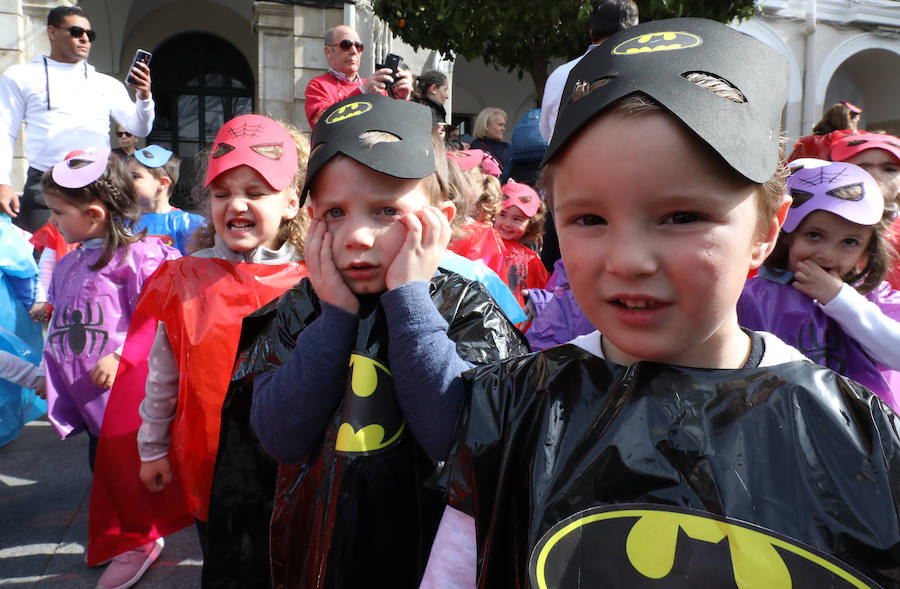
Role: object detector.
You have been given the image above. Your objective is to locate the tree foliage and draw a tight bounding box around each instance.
[372,0,757,102]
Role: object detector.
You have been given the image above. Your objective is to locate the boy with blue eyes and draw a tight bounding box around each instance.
[244,94,528,588]
[420,17,900,587]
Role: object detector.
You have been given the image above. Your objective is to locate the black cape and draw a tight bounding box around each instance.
[203,270,529,589]
[446,344,900,588]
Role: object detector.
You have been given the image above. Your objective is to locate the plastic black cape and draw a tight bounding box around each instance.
[204,269,529,589]
[445,344,900,588]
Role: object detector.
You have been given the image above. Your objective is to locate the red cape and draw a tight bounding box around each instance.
[88,257,307,564]
[449,222,549,310]
[29,223,78,259]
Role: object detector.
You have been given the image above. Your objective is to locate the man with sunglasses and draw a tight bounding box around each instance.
[0,5,154,232]
[304,24,413,128]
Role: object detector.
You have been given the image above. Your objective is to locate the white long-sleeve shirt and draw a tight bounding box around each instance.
[0,350,43,389]
[0,56,154,184]
[538,45,597,143]
[821,282,900,370]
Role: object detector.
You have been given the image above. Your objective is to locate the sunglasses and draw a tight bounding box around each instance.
[330,39,364,52]
[56,25,96,42]
[117,131,133,138]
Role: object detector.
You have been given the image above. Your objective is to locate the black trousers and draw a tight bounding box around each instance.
[13,166,50,234]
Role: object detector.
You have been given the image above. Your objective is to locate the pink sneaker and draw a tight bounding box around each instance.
[95,538,164,589]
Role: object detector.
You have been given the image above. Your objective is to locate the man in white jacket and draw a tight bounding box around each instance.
[0,5,154,232]
[538,0,638,143]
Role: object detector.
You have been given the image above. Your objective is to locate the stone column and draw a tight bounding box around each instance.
[254,2,295,124]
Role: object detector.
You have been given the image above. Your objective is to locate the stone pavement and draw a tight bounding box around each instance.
[0,417,202,588]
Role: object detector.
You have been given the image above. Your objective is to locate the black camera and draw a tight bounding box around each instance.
[375,53,402,97]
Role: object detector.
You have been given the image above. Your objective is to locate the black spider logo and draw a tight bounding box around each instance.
[793,166,848,187]
[48,303,109,361]
[226,121,264,138]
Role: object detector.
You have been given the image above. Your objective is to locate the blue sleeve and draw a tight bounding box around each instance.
[6,274,35,309]
[250,302,358,464]
[382,281,472,460]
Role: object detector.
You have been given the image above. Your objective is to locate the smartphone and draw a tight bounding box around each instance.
[126,49,152,85]
[375,53,402,97]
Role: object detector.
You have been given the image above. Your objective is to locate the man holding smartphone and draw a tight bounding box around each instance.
[304,24,412,128]
[0,5,154,232]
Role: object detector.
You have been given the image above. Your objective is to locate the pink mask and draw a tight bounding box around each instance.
[501,179,540,218]
[447,149,502,178]
[205,114,298,191]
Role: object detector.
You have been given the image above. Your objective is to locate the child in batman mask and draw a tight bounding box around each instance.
[421,18,900,588]
[222,94,528,589]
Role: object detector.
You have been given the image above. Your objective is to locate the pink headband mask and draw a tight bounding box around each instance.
[500,179,540,218]
[51,149,110,188]
[447,149,501,177]
[830,133,900,165]
[205,114,298,191]
[782,158,883,233]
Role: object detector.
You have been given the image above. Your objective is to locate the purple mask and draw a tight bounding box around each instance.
[782,159,883,233]
[51,149,110,189]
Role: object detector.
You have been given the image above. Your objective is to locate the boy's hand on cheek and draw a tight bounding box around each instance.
[307,218,360,314]
[385,206,451,290]
[792,259,842,304]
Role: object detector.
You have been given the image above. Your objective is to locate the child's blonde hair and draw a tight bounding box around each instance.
[41,154,146,270]
[190,121,311,255]
[473,107,506,140]
[467,171,503,223]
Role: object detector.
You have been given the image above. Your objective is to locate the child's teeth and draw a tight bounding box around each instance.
[620,299,651,308]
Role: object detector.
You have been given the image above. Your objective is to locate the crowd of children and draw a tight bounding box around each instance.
[4,14,900,589]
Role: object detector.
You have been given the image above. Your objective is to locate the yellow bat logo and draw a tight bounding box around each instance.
[324,101,372,124]
[530,505,876,588]
[335,354,405,454]
[612,31,702,55]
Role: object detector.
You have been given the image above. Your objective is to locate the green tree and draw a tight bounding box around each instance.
[372,0,756,103]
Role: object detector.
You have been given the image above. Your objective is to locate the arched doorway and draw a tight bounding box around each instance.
[824,48,900,136]
[147,32,254,208]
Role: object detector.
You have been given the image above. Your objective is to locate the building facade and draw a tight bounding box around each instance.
[1,0,898,192]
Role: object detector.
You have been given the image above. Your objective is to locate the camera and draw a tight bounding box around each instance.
[126,49,152,85]
[375,53,402,97]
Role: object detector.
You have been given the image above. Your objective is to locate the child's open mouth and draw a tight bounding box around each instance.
[613,298,665,310]
[228,220,255,232]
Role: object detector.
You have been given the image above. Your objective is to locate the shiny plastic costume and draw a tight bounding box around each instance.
[525,259,594,350]
[449,222,550,312]
[203,270,529,589]
[0,215,41,353]
[43,238,179,439]
[29,221,78,259]
[0,327,45,446]
[136,210,205,255]
[446,345,900,587]
[738,274,900,411]
[788,129,859,161]
[87,257,307,565]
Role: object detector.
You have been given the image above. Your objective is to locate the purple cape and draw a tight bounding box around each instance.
[44,238,179,438]
[526,259,595,351]
[738,275,900,410]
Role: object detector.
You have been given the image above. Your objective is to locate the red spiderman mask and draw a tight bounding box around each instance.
[204,114,298,191]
